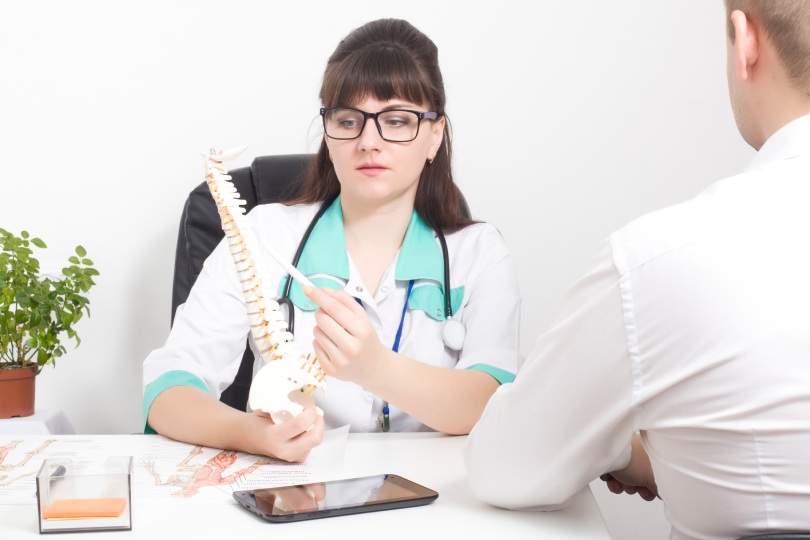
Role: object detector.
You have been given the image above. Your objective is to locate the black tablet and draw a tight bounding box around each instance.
[233,473,438,522]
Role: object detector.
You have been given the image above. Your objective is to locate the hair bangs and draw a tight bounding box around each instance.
[322,44,432,109]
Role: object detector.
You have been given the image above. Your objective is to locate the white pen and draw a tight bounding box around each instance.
[264,245,316,290]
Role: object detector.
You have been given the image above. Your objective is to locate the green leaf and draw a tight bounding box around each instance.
[1,228,97,369]
[14,291,30,308]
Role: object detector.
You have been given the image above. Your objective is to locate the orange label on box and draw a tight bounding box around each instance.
[42,498,127,519]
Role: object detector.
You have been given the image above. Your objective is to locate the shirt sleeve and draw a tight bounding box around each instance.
[464,240,636,509]
[454,224,522,382]
[142,370,209,434]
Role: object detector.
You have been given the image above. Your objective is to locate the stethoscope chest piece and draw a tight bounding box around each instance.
[441,318,466,351]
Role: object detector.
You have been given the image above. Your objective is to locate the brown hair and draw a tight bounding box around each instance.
[725,0,810,93]
[289,18,474,232]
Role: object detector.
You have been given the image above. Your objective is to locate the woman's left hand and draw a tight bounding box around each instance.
[304,286,389,387]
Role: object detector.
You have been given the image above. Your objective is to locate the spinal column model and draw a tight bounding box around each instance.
[202,146,327,423]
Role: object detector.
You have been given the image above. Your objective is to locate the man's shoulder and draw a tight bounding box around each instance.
[608,173,745,274]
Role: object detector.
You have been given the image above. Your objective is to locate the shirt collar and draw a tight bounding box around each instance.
[395,211,444,287]
[296,196,444,286]
[280,196,448,311]
[746,113,810,172]
[295,196,350,280]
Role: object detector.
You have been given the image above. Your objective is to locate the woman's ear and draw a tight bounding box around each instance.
[428,115,446,158]
[730,10,759,82]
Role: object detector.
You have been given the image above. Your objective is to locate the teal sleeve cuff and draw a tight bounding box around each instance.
[466,363,516,384]
[143,370,208,434]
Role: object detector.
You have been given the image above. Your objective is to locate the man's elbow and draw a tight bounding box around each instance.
[465,464,579,511]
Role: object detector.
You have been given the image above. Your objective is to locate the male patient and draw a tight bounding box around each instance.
[465,1,810,538]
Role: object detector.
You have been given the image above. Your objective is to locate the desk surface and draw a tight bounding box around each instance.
[0,433,610,539]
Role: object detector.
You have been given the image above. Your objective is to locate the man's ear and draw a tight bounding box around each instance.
[730,9,759,81]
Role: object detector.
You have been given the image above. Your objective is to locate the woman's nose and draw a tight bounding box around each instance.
[356,117,384,151]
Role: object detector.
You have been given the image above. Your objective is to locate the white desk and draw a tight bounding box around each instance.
[0,433,610,539]
[0,409,75,435]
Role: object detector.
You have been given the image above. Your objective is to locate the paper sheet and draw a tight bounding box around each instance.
[0,426,349,505]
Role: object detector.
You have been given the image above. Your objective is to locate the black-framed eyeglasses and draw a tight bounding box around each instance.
[320,107,439,143]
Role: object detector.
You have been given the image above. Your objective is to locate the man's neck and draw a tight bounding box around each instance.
[756,90,810,149]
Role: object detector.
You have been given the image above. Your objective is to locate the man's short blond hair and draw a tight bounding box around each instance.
[726,0,810,93]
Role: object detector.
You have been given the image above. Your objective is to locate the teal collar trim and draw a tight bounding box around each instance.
[409,283,464,321]
[395,212,444,285]
[278,197,348,311]
[278,198,464,318]
[396,212,464,320]
[297,196,350,280]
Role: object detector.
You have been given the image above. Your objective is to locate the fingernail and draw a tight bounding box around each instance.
[303,285,313,295]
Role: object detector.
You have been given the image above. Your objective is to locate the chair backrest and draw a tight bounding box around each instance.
[171,154,313,411]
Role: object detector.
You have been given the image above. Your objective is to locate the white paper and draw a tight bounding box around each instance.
[0,426,350,505]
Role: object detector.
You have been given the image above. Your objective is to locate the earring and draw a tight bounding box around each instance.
[427,156,434,165]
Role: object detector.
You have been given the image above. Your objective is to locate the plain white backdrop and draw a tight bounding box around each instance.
[2,1,755,538]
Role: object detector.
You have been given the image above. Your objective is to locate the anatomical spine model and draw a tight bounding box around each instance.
[202,146,327,423]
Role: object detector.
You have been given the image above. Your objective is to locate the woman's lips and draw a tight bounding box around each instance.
[357,163,388,176]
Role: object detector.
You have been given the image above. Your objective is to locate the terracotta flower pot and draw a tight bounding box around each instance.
[0,365,37,418]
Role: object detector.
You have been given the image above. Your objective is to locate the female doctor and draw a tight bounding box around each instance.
[143,18,520,462]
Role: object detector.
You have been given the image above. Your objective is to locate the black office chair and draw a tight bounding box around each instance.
[171,153,314,411]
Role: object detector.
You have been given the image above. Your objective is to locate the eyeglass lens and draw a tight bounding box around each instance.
[323,109,422,142]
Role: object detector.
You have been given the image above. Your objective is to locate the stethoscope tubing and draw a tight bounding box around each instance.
[435,228,453,324]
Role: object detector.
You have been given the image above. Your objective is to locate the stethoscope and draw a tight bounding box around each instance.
[276,195,467,431]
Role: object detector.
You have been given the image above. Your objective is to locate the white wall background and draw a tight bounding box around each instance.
[2,1,755,538]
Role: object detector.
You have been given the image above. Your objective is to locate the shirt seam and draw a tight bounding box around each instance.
[610,237,644,431]
[752,430,774,529]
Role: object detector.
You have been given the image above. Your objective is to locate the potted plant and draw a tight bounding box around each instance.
[0,227,99,418]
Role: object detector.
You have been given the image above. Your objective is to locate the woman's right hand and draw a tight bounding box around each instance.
[247,405,324,463]
[304,286,390,388]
